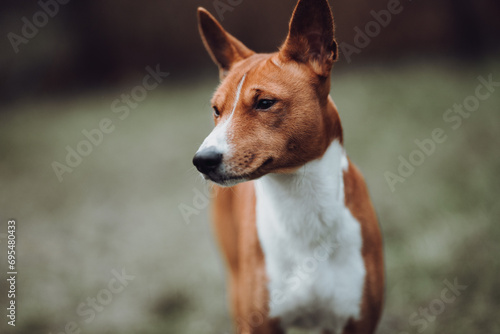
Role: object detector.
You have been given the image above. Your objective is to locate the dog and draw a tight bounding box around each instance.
[192,0,384,333]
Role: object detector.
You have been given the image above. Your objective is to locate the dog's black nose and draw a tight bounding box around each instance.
[193,148,223,174]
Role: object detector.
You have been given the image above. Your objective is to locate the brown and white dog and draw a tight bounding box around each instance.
[192,0,384,333]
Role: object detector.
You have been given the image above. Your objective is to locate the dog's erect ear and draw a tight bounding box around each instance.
[280,0,338,77]
[197,8,254,79]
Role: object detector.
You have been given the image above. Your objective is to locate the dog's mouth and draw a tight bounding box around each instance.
[203,157,274,187]
[202,173,247,187]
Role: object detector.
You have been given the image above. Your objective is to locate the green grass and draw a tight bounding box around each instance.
[0,59,499,334]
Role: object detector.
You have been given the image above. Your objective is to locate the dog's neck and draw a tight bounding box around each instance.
[255,137,349,244]
[254,137,365,328]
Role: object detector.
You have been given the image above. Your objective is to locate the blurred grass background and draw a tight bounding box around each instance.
[1,0,500,333]
[1,60,499,334]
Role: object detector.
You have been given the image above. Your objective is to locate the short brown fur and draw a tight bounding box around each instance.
[197,0,384,333]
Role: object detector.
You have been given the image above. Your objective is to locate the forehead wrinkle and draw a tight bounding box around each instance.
[271,56,283,69]
[230,73,247,115]
[213,54,274,118]
[249,77,287,97]
[218,72,247,128]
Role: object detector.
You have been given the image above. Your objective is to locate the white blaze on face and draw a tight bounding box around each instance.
[197,73,247,156]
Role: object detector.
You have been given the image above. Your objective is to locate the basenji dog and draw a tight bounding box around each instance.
[192,0,384,333]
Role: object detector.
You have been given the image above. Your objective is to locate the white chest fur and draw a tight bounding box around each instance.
[254,140,365,333]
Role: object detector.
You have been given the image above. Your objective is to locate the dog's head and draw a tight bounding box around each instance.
[193,0,342,186]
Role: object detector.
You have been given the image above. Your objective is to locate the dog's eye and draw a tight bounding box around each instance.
[213,106,220,117]
[255,99,276,110]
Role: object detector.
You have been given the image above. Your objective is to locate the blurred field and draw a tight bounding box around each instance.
[1,59,499,334]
